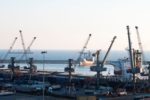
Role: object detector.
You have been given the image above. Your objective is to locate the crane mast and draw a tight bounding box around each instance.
[76,34,92,64]
[135,26,145,63]
[127,26,136,93]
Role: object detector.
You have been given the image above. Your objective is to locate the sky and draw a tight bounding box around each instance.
[0,0,150,51]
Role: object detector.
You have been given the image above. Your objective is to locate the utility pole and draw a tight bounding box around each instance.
[64,59,74,95]
[68,59,72,94]
[68,59,73,84]
[28,58,34,81]
[41,51,47,100]
[148,63,150,86]
[10,57,15,81]
[96,50,100,89]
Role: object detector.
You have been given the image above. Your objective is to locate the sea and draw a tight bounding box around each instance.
[1,49,150,76]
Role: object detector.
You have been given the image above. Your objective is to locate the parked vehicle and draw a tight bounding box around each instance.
[48,84,61,93]
[117,88,127,96]
[0,90,15,96]
[14,81,50,94]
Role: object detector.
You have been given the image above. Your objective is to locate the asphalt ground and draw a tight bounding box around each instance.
[0,93,74,100]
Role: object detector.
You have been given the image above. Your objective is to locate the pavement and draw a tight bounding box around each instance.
[0,93,74,100]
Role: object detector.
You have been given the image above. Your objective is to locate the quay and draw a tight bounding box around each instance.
[0,57,149,100]
[0,70,148,100]
[0,62,150,100]
[0,68,147,89]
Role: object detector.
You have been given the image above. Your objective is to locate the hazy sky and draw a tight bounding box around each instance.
[0,0,150,51]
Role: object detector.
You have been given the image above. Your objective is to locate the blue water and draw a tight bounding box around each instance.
[2,63,114,76]
[1,49,150,60]
[0,49,150,76]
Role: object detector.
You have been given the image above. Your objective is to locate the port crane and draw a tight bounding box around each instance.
[135,26,149,75]
[102,36,117,67]
[0,37,18,67]
[27,37,36,52]
[19,30,36,61]
[19,30,28,62]
[135,26,145,63]
[90,36,117,88]
[90,36,117,72]
[76,34,92,65]
[19,36,36,60]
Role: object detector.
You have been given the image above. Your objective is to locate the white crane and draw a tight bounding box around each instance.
[135,26,145,63]
[76,34,92,65]
[135,26,149,75]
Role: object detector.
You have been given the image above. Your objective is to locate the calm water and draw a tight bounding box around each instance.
[2,63,114,76]
[1,49,150,76]
[1,49,150,60]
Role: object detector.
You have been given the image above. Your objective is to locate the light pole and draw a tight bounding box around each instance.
[41,51,47,100]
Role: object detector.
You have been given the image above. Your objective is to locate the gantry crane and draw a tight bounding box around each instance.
[0,37,18,65]
[76,34,92,65]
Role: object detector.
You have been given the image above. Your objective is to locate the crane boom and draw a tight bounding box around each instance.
[27,37,36,51]
[77,34,92,63]
[19,30,26,52]
[19,30,28,61]
[135,26,145,63]
[19,37,36,60]
[102,36,117,66]
[1,37,18,63]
